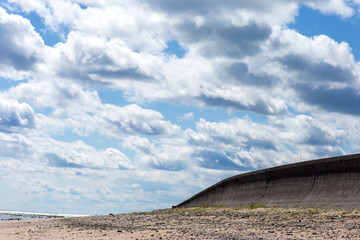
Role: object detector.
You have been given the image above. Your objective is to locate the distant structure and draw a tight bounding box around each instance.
[176,153,360,209]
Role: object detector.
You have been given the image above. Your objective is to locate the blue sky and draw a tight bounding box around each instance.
[1,0,360,215]
[290,6,360,60]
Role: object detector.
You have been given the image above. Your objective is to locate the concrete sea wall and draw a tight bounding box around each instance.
[177,153,360,209]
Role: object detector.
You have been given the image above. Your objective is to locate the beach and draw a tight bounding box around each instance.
[0,207,359,239]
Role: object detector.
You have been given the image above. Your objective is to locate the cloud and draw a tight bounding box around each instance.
[101,104,181,136]
[123,135,187,171]
[4,79,102,116]
[228,62,276,87]
[186,115,348,169]
[176,22,272,57]
[180,112,194,121]
[0,7,44,75]
[4,79,180,138]
[89,68,152,81]
[198,90,287,115]
[0,132,30,158]
[205,23,272,57]
[123,136,155,155]
[305,0,355,17]
[37,139,134,170]
[279,54,356,84]
[294,84,360,115]
[262,28,360,115]
[6,0,356,119]
[0,98,35,129]
[46,153,84,169]
[195,150,252,171]
[186,117,283,169]
[144,0,299,25]
[50,31,160,85]
[116,111,348,175]
[269,114,346,149]
[272,30,356,71]
[5,0,83,32]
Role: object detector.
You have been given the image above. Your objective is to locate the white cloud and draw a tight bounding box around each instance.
[0,132,30,160]
[305,0,355,17]
[100,104,180,136]
[0,98,35,129]
[123,136,155,154]
[6,0,83,31]
[0,7,45,78]
[180,112,194,121]
[5,0,358,117]
[37,139,134,169]
[4,79,101,112]
[123,135,190,171]
[184,114,351,169]
[4,79,180,138]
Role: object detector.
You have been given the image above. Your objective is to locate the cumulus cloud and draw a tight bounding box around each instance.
[227,62,276,87]
[123,135,188,171]
[175,21,272,57]
[0,98,35,129]
[6,0,359,117]
[5,79,179,138]
[101,104,181,136]
[123,136,155,155]
[25,137,133,170]
[0,131,30,159]
[279,54,356,84]
[5,0,84,32]
[198,88,288,115]
[46,31,163,88]
[305,0,356,17]
[294,84,360,115]
[267,29,360,114]
[0,7,44,78]
[121,112,348,173]
[185,114,349,169]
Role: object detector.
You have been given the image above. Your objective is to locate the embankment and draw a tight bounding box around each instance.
[177,153,360,209]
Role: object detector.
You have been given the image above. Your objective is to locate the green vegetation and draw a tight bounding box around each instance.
[248,203,267,210]
[306,209,320,215]
[167,206,208,213]
[152,206,358,217]
[166,205,228,214]
[341,210,352,215]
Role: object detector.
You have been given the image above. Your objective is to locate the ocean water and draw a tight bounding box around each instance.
[0,210,87,221]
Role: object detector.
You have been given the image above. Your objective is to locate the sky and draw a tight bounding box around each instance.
[1,0,360,215]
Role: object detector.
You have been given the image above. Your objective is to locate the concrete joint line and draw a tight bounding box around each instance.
[258,169,269,204]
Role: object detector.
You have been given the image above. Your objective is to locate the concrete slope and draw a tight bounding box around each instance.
[176,153,360,209]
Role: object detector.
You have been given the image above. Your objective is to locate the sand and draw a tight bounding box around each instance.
[0,207,359,239]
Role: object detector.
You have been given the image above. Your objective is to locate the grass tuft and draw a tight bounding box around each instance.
[249,203,267,210]
[306,209,320,215]
[341,210,352,215]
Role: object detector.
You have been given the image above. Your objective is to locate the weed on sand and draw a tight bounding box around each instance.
[248,203,267,210]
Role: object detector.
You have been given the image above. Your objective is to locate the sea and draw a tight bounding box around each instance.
[0,210,87,221]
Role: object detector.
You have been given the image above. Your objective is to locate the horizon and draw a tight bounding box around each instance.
[1,0,360,215]
[0,209,87,217]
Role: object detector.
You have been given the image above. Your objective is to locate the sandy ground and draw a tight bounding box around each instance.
[0,207,360,239]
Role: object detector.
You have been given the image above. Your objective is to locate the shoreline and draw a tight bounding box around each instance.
[0,207,359,239]
[0,210,88,222]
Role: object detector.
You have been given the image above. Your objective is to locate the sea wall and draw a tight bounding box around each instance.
[176,153,360,209]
